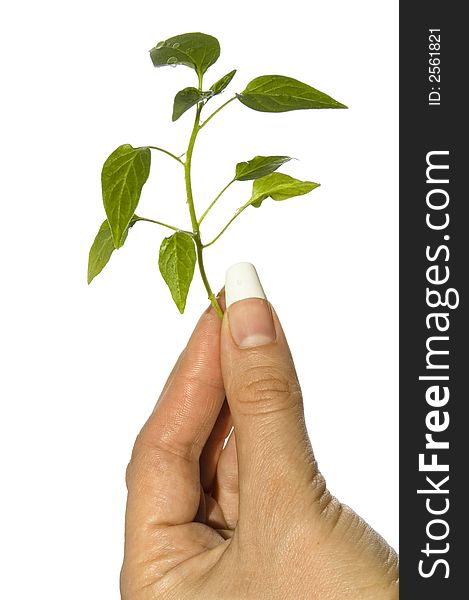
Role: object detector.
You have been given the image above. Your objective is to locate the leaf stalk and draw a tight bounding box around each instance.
[148,146,185,165]
[199,96,236,128]
[203,199,252,248]
[136,216,193,235]
[198,178,235,225]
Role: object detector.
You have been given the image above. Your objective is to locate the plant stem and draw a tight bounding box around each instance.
[203,199,252,248]
[198,178,235,225]
[148,146,185,165]
[184,84,223,318]
[184,105,202,233]
[136,216,192,235]
[199,96,237,128]
[195,241,223,316]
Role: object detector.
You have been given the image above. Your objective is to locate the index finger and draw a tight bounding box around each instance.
[125,303,225,531]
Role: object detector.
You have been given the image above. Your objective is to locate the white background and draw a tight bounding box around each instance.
[0,1,398,597]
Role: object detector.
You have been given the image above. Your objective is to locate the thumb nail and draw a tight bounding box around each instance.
[225,262,276,349]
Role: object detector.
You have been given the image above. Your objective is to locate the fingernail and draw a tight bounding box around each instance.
[225,263,276,348]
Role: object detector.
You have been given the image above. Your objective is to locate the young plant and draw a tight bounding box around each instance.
[87,32,346,317]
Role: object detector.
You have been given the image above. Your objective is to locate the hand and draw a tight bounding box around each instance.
[121,264,399,599]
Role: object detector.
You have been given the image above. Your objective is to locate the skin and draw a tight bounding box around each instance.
[121,297,399,599]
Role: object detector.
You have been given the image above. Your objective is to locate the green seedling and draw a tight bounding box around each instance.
[88,32,347,317]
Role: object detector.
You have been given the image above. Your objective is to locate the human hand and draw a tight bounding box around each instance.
[121,263,399,599]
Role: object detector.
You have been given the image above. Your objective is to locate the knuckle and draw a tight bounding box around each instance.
[125,433,144,489]
[127,430,150,472]
[237,364,302,416]
[124,460,133,490]
[124,448,161,495]
[125,427,197,491]
[125,454,147,493]
[125,431,160,490]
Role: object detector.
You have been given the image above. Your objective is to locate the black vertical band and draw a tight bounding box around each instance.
[400,3,467,596]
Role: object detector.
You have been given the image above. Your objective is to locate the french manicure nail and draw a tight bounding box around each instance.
[225,262,276,348]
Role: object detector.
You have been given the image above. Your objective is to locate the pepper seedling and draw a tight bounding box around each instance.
[87,32,346,317]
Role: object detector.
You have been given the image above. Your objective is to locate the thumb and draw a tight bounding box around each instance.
[221,263,322,517]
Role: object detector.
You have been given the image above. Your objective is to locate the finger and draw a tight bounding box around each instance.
[125,303,225,531]
[199,399,232,493]
[221,263,318,516]
[204,494,229,530]
[198,291,229,494]
[159,350,184,397]
[213,429,239,529]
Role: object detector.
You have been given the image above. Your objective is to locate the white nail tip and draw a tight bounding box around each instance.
[225,262,266,308]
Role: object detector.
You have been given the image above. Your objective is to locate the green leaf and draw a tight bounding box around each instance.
[210,69,237,95]
[102,144,151,249]
[172,87,204,121]
[237,75,347,112]
[235,155,292,181]
[150,32,220,77]
[250,172,320,207]
[158,232,196,313]
[87,216,138,284]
